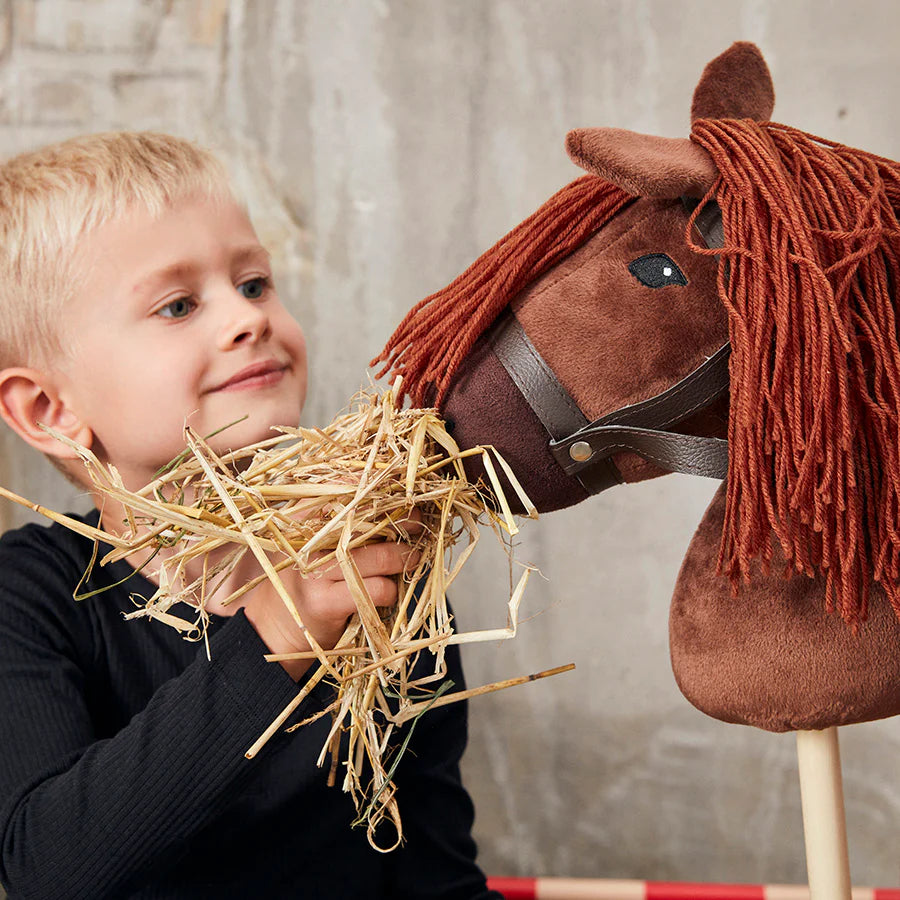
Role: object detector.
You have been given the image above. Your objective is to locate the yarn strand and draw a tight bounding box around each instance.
[692,118,900,628]
[371,176,633,407]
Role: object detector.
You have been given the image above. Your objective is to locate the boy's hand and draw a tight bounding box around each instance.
[241,540,421,681]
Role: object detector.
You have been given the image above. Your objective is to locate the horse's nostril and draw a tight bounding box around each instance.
[443,416,456,435]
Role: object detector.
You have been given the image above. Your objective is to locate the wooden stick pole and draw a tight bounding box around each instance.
[795,727,851,900]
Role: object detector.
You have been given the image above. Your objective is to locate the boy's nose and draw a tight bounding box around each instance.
[218,290,271,350]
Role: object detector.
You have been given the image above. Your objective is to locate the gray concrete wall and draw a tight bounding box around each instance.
[1,0,899,888]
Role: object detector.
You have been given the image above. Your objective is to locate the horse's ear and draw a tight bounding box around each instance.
[691,41,775,123]
[565,42,774,199]
[565,128,717,199]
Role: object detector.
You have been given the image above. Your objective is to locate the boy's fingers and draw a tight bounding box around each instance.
[317,542,420,581]
[326,575,398,610]
[391,507,424,538]
[362,575,399,607]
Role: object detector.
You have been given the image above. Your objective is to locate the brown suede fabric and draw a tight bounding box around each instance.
[670,483,900,731]
[690,41,775,123]
[512,198,727,484]
[443,199,730,495]
[565,130,717,199]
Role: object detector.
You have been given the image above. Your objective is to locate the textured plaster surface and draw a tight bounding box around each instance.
[1,0,899,888]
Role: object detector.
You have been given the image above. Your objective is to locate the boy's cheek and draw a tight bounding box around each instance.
[277,309,307,356]
[290,329,308,368]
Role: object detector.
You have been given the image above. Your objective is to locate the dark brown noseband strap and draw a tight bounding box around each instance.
[488,314,623,494]
[548,345,730,481]
[489,308,729,490]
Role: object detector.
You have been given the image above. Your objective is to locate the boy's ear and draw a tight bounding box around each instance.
[0,367,93,458]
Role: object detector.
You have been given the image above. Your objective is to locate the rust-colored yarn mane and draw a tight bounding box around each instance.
[371,176,633,407]
[690,117,900,628]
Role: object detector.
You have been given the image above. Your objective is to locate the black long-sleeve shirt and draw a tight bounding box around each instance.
[0,510,500,899]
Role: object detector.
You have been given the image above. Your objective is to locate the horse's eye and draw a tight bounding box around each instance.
[627,253,687,288]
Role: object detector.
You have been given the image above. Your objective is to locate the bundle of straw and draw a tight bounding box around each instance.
[0,381,573,850]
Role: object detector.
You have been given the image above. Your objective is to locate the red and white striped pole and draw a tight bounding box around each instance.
[486,878,900,900]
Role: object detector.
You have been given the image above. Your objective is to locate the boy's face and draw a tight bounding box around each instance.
[57,194,308,489]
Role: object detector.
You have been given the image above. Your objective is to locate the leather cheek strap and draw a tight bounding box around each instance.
[488,313,623,494]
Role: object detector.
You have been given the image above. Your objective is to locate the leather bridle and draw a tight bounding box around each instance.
[485,198,730,496]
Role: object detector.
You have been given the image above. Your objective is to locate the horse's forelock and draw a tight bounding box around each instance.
[371,176,633,408]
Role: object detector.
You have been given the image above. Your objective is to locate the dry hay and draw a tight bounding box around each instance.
[0,381,573,850]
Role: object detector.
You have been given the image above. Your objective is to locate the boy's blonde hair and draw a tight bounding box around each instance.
[0,131,236,369]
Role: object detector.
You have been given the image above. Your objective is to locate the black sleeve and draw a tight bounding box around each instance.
[384,640,503,900]
[0,538,303,900]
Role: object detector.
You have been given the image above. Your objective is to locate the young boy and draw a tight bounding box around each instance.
[0,132,500,899]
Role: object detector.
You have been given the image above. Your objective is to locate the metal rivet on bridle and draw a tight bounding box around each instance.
[569,441,593,462]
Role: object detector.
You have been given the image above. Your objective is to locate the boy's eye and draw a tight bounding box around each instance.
[238,277,268,300]
[157,297,196,319]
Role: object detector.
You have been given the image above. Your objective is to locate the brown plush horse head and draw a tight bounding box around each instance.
[373,43,900,733]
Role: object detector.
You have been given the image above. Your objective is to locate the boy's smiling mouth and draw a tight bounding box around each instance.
[207,360,289,393]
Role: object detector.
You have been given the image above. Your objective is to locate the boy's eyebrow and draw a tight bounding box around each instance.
[232,244,273,266]
[131,244,272,296]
